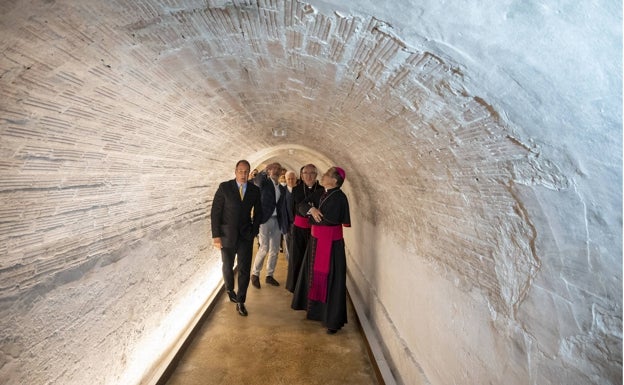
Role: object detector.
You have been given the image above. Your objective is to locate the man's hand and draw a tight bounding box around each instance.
[213,237,222,249]
[310,207,323,222]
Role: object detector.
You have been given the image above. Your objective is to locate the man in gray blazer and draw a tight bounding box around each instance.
[211,160,262,316]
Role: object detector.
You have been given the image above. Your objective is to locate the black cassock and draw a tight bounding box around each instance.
[291,187,351,331]
[285,181,324,293]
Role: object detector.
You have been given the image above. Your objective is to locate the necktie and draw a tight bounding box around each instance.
[239,184,243,200]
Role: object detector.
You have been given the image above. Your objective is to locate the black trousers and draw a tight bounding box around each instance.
[285,225,311,292]
[221,237,253,304]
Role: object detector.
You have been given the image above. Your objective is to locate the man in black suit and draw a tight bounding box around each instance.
[279,170,297,262]
[211,160,262,316]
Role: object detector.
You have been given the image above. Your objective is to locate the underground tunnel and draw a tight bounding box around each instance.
[0,0,621,384]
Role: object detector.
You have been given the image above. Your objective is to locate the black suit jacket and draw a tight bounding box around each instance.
[210,179,262,248]
[278,188,293,234]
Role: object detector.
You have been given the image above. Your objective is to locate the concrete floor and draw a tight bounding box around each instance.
[161,251,381,385]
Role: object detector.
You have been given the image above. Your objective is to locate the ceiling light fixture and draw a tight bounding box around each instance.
[272,128,287,137]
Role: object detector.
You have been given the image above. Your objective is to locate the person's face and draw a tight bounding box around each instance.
[301,167,317,186]
[321,168,337,189]
[235,163,250,184]
[286,173,297,188]
[267,164,281,180]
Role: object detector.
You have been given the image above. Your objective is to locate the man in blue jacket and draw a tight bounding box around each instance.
[251,162,286,288]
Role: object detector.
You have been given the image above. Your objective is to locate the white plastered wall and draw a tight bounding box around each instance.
[0,0,620,384]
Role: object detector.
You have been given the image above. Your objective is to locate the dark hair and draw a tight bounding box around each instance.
[236,159,251,169]
[331,168,344,187]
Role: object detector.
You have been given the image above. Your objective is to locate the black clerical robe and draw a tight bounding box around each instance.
[285,181,324,292]
[291,187,351,331]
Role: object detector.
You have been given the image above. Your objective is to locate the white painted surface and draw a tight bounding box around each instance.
[0,0,620,384]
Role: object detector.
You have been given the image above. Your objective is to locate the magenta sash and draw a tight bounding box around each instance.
[294,214,311,229]
[308,225,343,303]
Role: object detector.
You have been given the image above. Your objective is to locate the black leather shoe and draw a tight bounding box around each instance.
[251,274,261,289]
[326,328,338,334]
[236,303,248,316]
[265,276,280,286]
[227,290,237,303]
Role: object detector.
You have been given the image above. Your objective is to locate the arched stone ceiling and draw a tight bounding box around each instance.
[0,0,557,317]
[0,0,621,384]
[0,0,592,318]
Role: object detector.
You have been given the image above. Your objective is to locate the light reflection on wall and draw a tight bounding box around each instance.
[121,264,224,385]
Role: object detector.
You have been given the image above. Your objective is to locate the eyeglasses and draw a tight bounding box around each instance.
[301,172,316,175]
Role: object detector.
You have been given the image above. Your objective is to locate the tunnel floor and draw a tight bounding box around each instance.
[160,250,380,385]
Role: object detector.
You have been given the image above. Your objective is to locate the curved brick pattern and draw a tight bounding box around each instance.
[0,1,620,385]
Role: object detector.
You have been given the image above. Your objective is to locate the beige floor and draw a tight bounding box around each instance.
[162,251,380,385]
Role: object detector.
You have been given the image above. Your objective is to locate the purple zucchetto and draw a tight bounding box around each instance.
[334,166,346,180]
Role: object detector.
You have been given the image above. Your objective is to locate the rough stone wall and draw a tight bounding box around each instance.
[0,0,621,384]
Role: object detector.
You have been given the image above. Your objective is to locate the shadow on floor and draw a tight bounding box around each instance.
[159,252,381,385]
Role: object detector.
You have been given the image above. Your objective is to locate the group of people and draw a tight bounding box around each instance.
[210,160,351,334]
